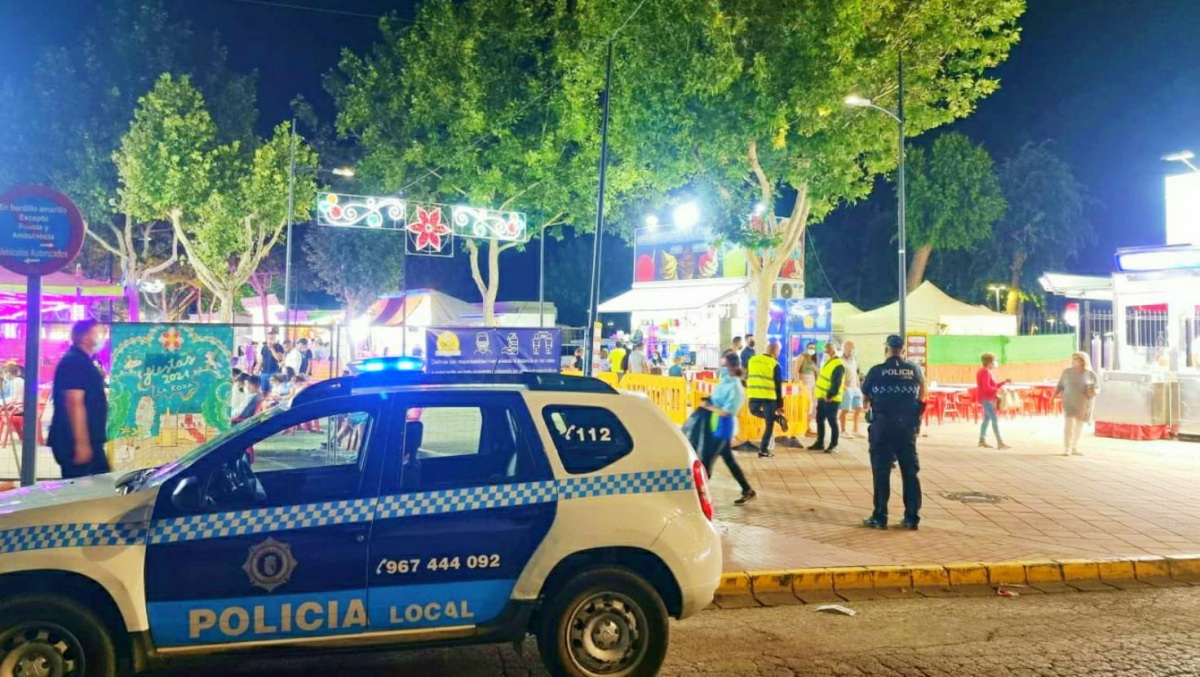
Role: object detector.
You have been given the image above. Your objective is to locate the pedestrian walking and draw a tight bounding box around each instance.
[608,342,627,376]
[1056,351,1099,457]
[701,353,756,505]
[298,338,313,376]
[284,339,305,377]
[740,334,757,368]
[746,341,786,458]
[48,320,111,478]
[976,352,1012,449]
[837,341,864,438]
[793,341,821,435]
[726,336,744,358]
[861,335,927,530]
[627,341,649,374]
[809,340,846,453]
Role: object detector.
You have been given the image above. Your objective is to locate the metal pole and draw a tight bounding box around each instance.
[20,276,41,486]
[584,41,614,377]
[539,227,546,328]
[896,54,907,339]
[283,118,297,329]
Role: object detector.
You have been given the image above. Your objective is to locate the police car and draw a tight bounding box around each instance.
[0,359,722,676]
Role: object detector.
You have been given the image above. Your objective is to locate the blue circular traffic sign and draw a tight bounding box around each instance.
[0,185,86,277]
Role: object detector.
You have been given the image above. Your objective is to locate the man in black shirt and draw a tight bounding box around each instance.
[49,320,111,478]
[740,334,757,367]
[258,327,284,390]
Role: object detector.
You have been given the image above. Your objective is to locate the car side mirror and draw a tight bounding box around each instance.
[171,476,204,512]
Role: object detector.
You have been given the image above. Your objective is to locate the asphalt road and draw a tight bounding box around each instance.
[159,585,1200,676]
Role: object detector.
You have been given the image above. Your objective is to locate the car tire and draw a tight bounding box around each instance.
[0,594,118,677]
[537,567,669,677]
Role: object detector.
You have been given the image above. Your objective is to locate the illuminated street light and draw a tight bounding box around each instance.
[645,214,659,228]
[331,166,356,178]
[987,283,1007,311]
[1164,150,1199,173]
[753,202,767,216]
[844,55,907,336]
[673,202,700,228]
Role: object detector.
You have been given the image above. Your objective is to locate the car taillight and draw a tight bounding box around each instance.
[692,459,714,521]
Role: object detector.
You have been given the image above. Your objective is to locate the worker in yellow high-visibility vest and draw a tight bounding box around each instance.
[746,342,786,458]
[609,343,627,375]
[808,339,846,454]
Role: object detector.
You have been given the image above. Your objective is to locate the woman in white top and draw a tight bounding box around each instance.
[1055,351,1099,457]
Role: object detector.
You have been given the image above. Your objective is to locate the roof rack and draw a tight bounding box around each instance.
[292,371,616,407]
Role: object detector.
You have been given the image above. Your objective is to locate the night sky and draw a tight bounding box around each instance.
[3,0,1199,319]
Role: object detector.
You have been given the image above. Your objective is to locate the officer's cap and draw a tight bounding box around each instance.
[885,334,904,348]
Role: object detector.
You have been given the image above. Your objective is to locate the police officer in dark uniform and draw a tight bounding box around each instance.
[861,334,928,530]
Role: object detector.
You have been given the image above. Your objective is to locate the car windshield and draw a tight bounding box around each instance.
[134,402,291,490]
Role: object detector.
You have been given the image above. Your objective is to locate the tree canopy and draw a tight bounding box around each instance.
[334,0,665,325]
[905,132,1007,289]
[114,74,317,321]
[597,0,1025,337]
[995,141,1092,311]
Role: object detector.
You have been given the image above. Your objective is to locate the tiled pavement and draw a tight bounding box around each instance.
[710,414,1200,571]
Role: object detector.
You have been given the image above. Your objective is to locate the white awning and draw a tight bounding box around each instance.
[598,280,747,313]
[1039,272,1113,302]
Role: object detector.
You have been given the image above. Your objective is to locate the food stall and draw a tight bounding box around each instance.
[1042,246,1200,440]
[598,226,750,369]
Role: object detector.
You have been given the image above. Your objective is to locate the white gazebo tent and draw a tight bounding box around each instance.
[842,281,1017,345]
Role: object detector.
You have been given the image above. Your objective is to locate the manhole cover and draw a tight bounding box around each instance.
[941,491,1007,504]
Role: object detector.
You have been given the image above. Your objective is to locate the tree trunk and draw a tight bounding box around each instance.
[216,289,236,323]
[125,282,141,323]
[1005,247,1028,316]
[484,238,500,327]
[907,243,933,291]
[751,268,774,343]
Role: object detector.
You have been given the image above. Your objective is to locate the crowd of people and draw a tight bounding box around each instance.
[230,328,318,422]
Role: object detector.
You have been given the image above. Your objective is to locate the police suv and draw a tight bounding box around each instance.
[0,362,722,676]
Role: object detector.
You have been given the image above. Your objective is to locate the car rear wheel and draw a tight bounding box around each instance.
[537,567,669,677]
[0,595,117,677]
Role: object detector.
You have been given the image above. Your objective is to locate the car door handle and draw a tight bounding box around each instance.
[356,533,366,543]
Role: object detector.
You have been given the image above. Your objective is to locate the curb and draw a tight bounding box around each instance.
[712,554,1200,608]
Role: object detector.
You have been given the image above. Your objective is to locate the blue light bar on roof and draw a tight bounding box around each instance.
[351,356,424,374]
[1115,245,1200,273]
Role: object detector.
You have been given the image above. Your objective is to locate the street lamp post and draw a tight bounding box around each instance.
[538,223,552,328]
[988,284,1007,312]
[846,55,907,338]
[1164,150,1199,173]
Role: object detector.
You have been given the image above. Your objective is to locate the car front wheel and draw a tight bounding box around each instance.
[537,567,669,677]
[0,594,117,677]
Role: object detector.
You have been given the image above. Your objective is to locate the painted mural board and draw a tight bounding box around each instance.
[107,323,233,471]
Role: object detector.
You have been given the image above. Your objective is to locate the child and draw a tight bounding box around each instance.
[668,356,685,378]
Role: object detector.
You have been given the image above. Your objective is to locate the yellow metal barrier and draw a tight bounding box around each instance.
[618,373,689,424]
[560,372,810,441]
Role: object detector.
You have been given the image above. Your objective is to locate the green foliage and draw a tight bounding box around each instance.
[115,74,218,221]
[995,140,1092,287]
[114,75,318,319]
[905,132,1007,251]
[303,227,405,317]
[601,0,1026,238]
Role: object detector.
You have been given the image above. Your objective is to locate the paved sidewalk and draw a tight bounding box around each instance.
[710,414,1200,571]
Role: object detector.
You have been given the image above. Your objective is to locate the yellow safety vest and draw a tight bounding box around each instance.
[815,356,844,402]
[609,348,627,374]
[746,354,779,401]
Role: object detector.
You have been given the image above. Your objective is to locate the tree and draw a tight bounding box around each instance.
[994,141,1092,313]
[904,132,1007,289]
[114,74,317,321]
[303,227,405,325]
[592,0,1025,339]
[333,0,652,326]
[0,0,259,320]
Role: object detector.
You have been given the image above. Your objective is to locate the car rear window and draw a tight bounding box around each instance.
[542,406,634,474]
